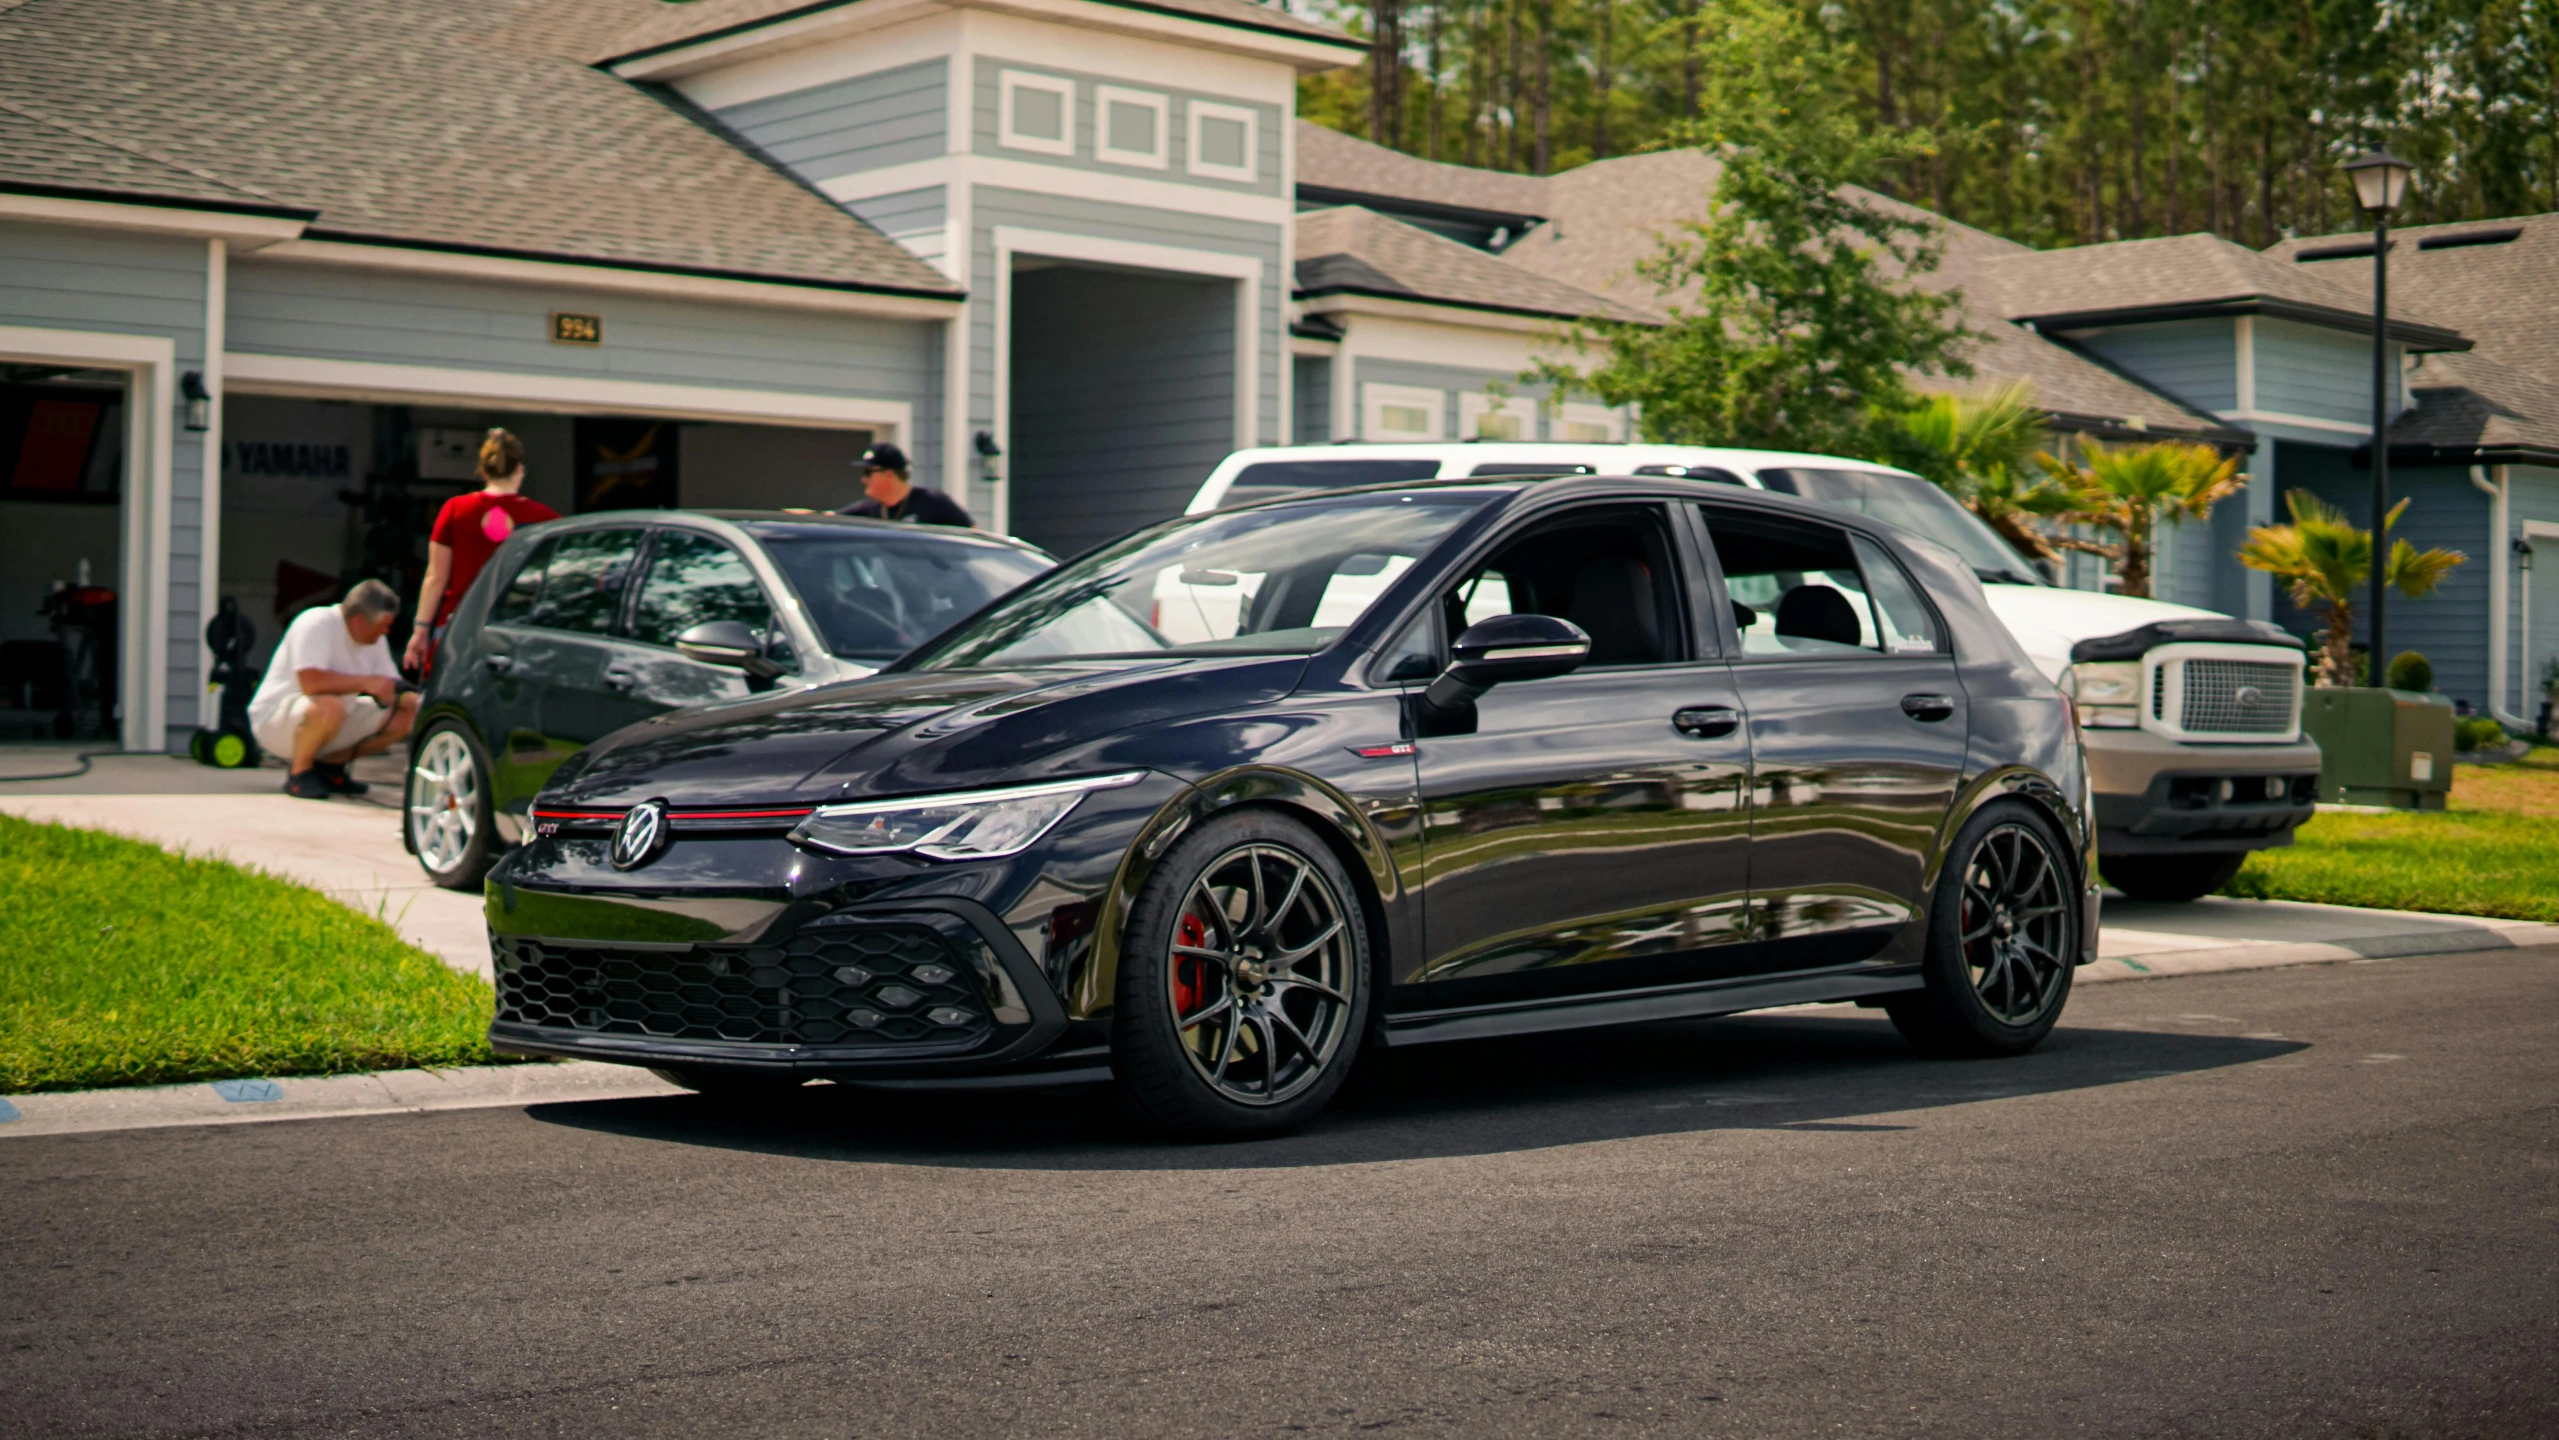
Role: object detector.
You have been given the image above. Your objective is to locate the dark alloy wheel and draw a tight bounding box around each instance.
[406,720,500,890]
[1112,811,1370,1136]
[1888,801,2079,1056]
[2103,851,2247,903]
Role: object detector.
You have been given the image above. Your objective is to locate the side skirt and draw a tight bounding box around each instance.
[1377,964,1924,1048]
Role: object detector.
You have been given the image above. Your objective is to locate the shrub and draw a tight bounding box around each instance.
[2456,715,2510,752]
[2387,650,2434,692]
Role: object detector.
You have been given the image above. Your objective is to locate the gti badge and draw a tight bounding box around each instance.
[610,799,670,870]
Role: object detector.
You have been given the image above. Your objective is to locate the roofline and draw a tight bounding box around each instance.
[2022,296,2470,352]
[293,228,964,304]
[0,178,316,223]
[603,0,1365,73]
[2041,408,2258,449]
[1295,186,1546,232]
[2354,441,2559,469]
[1294,279,1631,327]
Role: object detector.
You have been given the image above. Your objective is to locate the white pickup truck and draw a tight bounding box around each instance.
[1183,442,2320,901]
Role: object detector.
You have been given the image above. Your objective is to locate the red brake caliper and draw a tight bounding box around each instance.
[1173,913,1209,1018]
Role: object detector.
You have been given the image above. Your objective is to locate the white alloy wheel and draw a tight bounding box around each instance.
[408,729,483,878]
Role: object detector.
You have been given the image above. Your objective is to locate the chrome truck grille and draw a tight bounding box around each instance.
[2177,658,2300,736]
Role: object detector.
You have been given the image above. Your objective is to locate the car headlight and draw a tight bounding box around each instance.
[788,771,1146,860]
[2061,661,2141,727]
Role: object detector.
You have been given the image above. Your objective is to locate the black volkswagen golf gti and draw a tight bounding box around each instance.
[489,477,2101,1135]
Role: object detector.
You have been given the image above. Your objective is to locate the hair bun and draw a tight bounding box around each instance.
[477,426,526,483]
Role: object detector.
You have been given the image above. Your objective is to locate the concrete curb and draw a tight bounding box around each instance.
[0,1061,681,1140]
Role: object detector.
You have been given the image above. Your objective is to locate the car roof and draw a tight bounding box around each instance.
[1208,471,1927,541]
[1209,441,1919,478]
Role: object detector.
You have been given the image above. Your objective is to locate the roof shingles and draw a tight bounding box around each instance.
[0,0,957,294]
[1295,205,1652,323]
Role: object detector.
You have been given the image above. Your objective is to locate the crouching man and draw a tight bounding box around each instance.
[247,580,419,799]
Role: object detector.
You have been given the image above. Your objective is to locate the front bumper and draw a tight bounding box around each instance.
[487,895,1073,1078]
[2080,727,2322,856]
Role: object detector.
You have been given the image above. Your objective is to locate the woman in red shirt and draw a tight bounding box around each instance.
[404,428,560,672]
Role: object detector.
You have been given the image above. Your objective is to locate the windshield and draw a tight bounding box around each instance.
[908,491,1492,670]
[752,528,1051,663]
[1756,467,2043,585]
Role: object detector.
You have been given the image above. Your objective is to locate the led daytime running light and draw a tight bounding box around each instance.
[789,771,1146,860]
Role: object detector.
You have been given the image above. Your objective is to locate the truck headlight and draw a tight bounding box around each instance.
[790,771,1145,860]
[2061,661,2141,727]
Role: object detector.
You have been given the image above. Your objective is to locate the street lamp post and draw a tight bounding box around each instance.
[2343,149,2414,682]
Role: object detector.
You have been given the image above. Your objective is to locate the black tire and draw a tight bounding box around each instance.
[649,1067,805,1100]
[1112,810,1373,1138]
[405,720,500,891]
[2103,851,2248,903]
[1887,800,2082,1058]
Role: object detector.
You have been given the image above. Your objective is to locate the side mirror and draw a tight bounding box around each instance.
[675,620,782,680]
[1422,613,1591,713]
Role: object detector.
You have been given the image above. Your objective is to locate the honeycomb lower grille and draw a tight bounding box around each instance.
[2179,659,2299,735]
[495,924,993,1048]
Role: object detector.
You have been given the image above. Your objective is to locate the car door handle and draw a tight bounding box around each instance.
[602,669,638,693]
[1900,693,1956,722]
[1673,705,1741,739]
[482,653,514,675]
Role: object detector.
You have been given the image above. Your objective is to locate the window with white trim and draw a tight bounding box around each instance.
[1362,384,1445,441]
[999,71,1075,157]
[1556,402,1624,443]
[1186,101,1259,183]
[1459,391,1537,441]
[1094,86,1169,169]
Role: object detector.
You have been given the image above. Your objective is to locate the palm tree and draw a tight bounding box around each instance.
[2034,437,2247,598]
[2239,491,2467,687]
[1894,383,2077,563]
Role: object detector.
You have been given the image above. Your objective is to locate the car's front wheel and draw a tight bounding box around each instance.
[406,721,498,890]
[1887,800,2081,1057]
[2103,851,2247,903]
[1112,810,1372,1137]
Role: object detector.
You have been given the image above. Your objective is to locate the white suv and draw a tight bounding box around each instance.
[1183,442,2321,902]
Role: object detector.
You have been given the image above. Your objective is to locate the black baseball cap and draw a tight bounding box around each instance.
[858,441,909,474]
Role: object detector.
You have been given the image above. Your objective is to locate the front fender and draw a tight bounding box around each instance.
[1069,764,1406,1021]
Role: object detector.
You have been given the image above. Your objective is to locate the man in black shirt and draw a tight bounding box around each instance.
[835,442,974,527]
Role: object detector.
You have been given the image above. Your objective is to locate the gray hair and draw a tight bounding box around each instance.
[341,579,401,620]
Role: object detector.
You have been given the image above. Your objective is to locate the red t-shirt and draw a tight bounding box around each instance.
[428,490,559,626]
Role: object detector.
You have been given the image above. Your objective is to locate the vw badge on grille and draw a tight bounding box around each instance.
[610,799,670,870]
[2234,685,2265,708]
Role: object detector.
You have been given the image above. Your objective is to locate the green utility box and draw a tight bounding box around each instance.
[2299,687,2456,809]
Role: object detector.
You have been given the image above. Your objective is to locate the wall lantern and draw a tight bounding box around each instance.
[180,370,212,433]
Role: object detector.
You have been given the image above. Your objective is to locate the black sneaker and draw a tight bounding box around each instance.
[315,762,369,797]
[283,770,333,800]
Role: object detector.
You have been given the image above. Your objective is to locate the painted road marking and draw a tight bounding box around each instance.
[0,1096,19,1123]
[211,1078,284,1102]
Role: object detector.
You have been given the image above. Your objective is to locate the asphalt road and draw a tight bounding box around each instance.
[6,951,2553,1439]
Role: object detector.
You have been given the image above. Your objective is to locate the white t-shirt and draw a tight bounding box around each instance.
[248,605,402,731]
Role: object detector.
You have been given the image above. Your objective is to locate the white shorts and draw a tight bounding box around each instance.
[252,693,391,761]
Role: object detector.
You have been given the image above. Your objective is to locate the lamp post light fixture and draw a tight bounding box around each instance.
[179,369,212,433]
[2343,148,2414,678]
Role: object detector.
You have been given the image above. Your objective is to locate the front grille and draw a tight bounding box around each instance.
[2179,659,2297,735]
[495,924,993,1048]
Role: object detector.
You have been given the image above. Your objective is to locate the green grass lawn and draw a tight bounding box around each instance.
[2217,747,2559,922]
[0,813,497,1093]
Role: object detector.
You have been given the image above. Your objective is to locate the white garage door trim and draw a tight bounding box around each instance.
[223,354,911,436]
[0,324,176,753]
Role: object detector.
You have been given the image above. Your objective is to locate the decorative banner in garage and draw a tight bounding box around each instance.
[573,418,679,512]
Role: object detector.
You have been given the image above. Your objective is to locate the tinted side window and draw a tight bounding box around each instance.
[1701,508,1936,658]
[489,535,558,625]
[1436,506,1686,667]
[526,528,642,635]
[630,531,773,649]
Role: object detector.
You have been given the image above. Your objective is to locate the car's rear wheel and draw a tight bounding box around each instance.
[2103,851,2247,903]
[406,721,498,890]
[1112,811,1371,1137]
[1887,801,2080,1057]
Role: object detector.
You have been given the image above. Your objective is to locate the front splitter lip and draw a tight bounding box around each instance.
[489,1021,1067,1079]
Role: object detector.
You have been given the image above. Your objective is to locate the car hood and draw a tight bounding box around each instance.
[1979,584,2224,680]
[545,655,1307,808]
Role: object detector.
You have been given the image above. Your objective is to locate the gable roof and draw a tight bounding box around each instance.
[2266,213,2559,389]
[1293,121,1550,226]
[0,95,310,218]
[0,0,960,297]
[596,0,1356,65]
[1294,205,1654,324]
[1498,148,2243,443]
[1970,231,2467,350]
